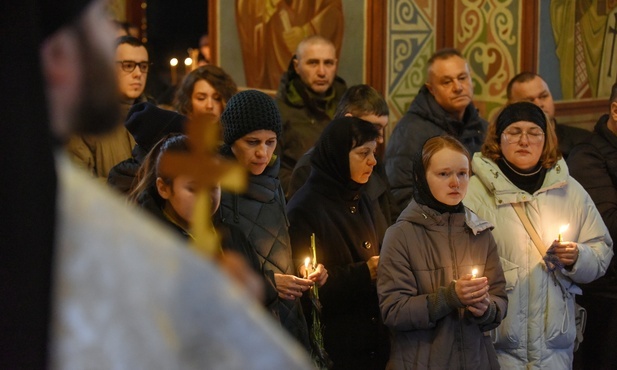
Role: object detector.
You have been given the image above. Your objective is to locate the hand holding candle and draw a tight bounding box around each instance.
[545,224,578,270]
[306,233,328,287]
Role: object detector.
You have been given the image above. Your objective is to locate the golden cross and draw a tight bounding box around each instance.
[158,113,246,258]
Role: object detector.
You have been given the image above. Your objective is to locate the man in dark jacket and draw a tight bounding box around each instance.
[507,72,592,159]
[275,35,347,195]
[567,82,617,370]
[385,48,488,220]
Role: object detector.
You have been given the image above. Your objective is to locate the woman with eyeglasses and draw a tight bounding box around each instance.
[464,101,613,369]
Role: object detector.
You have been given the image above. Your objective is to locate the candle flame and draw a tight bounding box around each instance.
[304,257,311,269]
[471,268,478,278]
[184,57,193,66]
[170,58,178,67]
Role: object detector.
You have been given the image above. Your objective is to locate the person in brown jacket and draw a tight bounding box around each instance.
[66,36,151,179]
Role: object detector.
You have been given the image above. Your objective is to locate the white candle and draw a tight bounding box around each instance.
[304,257,311,278]
[558,224,570,242]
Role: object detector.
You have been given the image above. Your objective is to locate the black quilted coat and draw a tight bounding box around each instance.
[215,151,310,350]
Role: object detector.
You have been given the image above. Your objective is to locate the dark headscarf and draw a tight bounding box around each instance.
[412,138,465,214]
[310,117,379,190]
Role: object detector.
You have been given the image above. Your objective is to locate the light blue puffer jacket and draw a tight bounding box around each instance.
[464,154,613,369]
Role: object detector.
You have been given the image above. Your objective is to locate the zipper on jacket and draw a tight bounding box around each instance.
[448,214,466,369]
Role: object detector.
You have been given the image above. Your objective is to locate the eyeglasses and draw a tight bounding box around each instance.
[501,128,545,144]
[116,60,151,73]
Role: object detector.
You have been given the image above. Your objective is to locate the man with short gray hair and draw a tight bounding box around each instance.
[385,48,488,220]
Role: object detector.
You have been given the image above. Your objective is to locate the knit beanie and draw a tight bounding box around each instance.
[496,101,547,138]
[125,102,187,153]
[220,90,282,145]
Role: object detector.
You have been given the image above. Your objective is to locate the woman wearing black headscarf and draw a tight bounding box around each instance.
[287,116,389,370]
[377,136,507,370]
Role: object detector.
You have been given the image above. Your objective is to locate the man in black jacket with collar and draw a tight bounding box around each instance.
[385,48,488,221]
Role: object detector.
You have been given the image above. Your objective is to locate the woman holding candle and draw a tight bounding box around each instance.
[377,136,508,370]
[464,102,613,369]
[287,117,389,369]
[215,90,327,352]
[174,65,237,120]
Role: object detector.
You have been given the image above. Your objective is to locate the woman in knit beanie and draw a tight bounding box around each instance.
[377,135,507,369]
[464,101,613,368]
[215,90,328,353]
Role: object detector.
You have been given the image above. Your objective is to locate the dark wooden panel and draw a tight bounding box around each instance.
[366,0,387,95]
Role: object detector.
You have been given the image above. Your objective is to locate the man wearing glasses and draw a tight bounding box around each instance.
[66,35,151,180]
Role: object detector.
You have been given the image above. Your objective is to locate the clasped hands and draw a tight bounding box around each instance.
[275,263,328,301]
[455,274,490,317]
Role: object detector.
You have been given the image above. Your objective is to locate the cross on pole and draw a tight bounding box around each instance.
[158,113,246,258]
[608,13,617,77]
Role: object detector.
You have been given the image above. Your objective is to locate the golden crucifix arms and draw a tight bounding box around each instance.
[158,113,246,258]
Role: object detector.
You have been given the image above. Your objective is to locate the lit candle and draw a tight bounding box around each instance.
[471,268,478,279]
[184,57,193,76]
[169,58,178,86]
[304,257,311,278]
[558,224,570,242]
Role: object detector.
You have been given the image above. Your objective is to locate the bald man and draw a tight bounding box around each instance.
[507,72,592,159]
[275,35,347,196]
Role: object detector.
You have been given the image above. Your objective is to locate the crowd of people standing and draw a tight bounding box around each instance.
[4,2,616,368]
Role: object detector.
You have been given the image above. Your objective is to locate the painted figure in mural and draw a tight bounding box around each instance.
[551,0,617,99]
[385,48,488,221]
[567,82,617,370]
[507,72,592,159]
[235,0,344,90]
